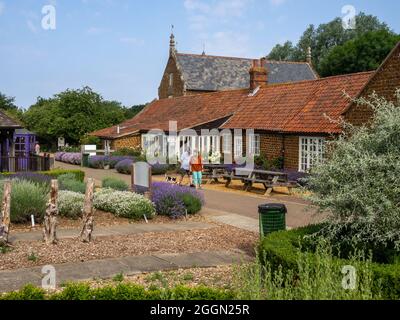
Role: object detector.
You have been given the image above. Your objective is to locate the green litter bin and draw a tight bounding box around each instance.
[82,153,90,167]
[258,203,287,237]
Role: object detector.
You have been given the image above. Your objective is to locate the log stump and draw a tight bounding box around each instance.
[43,180,59,245]
[0,180,12,246]
[80,178,95,243]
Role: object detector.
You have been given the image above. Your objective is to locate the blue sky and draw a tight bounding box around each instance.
[0,0,399,109]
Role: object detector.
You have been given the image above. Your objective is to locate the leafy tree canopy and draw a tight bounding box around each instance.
[319,30,400,77]
[22,87,127,146]
[0,92,18,111]
[267,12,394,76]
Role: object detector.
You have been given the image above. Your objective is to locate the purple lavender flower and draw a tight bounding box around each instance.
[8,172,52,186]
[115,159,134,174]
[151,182,204,218]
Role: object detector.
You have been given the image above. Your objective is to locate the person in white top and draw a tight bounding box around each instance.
[179,148,192,186]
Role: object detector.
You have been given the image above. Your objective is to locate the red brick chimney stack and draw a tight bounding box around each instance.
[249,58,268,91]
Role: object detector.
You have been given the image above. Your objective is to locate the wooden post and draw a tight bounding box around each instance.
[148,165,153,198]
[43,180,59,245]
[80,178,95,243]
[131,163,136,193]
[0,180,12,246]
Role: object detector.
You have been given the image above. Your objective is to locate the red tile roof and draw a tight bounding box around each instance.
[92,71,374,139]
[91,89,249,139]
[221,71,374,134]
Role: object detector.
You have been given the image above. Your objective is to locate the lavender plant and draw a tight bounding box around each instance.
[152,182,204,218]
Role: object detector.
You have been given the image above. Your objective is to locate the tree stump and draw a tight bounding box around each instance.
[0,181,12,246]
[43,180,59,245]
[80,178,95,243]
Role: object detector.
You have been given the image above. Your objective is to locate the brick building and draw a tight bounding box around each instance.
[91,41,400,172]
[158,32,317,99]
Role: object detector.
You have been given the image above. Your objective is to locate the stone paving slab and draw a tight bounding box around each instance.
[8,221,214,243]
[0,250,252,293]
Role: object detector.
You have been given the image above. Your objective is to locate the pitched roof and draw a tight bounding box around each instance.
[91,89,249,139]
[221,71,374,134]
[176,53,318,92]
[0,110,23,128]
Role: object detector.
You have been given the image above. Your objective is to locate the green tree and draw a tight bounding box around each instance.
[267,41,296,61]
[23,87,126,148]
[0,92,18,111]
[268,12,392,74]
[319,30,400,77]
[123,104,146,119]
[0,92,24,123]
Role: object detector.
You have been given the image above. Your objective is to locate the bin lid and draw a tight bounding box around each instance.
[258,203,287,213]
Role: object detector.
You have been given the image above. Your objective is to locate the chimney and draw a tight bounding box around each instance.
[249,57,268,91]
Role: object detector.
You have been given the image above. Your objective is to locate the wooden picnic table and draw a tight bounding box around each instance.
[223,167,295,196]
[203,164,229,184]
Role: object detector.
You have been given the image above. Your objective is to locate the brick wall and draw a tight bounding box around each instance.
[158,55,186,99]
[344,43,400,126]
[112,134,142,151]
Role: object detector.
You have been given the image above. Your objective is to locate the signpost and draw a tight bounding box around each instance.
[58,137,65,149]
[131,162,152,199]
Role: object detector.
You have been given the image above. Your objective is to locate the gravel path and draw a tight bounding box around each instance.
[0,224,257,271]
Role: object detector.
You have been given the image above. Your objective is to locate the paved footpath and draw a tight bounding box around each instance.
[55,161,320,229]
[0,250,251,293]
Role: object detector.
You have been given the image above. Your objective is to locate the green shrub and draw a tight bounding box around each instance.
[94,188,155,219]
[112,148,143,157]
[235,239,378,300]
[1,284,46,300]
[306,92,400,249]
[0,180,48,223]
[258,226,400,299]
[182,194,202,214]
[102,177,129,191]
[1,283,233,300]
[58,174,86,194]
[58,191,85,219]
[39,170,85,182]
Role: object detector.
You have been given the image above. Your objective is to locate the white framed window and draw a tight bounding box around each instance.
[234,135,243,158]
[169,73,174,87]
[299,137,325,172]
[249,134,261,156]
[222,134,232,154]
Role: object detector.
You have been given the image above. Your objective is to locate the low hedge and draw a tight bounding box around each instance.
[258,225,400,299]
[39,170,85,182]
[0,169,85,182]
[0,283,234,300]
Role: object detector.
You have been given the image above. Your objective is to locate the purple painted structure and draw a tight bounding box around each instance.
[0,129,50,172]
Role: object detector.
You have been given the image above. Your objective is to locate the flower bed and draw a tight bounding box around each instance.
[94,189,155,219]
[89,156,134,169]
[152,182,204,218]
[55,152,82,165]
[115,159,171,175]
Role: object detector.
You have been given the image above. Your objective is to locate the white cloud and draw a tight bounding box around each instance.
[0,2,4,15]
[119,37,144,46]
[86,27,107,35]
[183,0,254,56]
[27,20,39,34]
[269,0,286,6]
